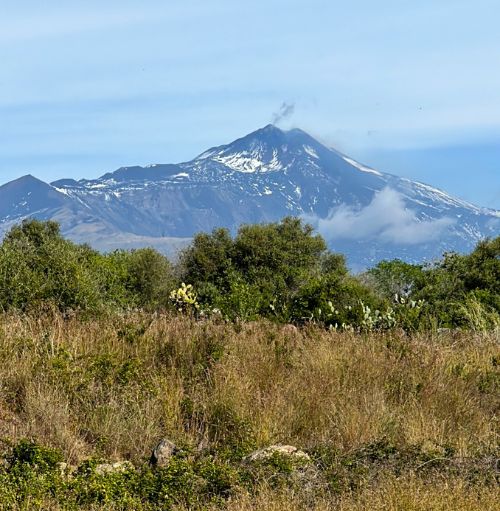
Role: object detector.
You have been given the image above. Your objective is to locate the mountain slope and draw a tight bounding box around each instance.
[0,175,69,220]
[1,125,498,268]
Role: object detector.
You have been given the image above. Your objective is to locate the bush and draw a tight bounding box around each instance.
[0,220,109,312]
[179,217,351,322]
[0,220,175,313]
[365,237,500,330]
[118,247,174,310]
[289,274,385,328]
[8,439,63,472]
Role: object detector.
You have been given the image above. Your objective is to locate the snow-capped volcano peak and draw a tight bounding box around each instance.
[193,124,332,174]
[1,124,498,268]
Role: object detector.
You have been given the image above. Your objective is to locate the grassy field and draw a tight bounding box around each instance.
[0,311,498,509]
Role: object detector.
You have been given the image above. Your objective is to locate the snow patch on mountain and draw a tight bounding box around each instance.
[342,156,382,176]
[303,145,319,159]
[212,149,283,173]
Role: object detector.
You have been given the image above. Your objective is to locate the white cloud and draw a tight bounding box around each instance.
[310,188,455,245]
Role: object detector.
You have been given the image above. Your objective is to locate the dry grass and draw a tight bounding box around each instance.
[198,474,499,511]
[9,475,500,511]
[0,311,498,508]
[1,312,497,461]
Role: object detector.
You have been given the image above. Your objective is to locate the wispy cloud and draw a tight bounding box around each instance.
[308,188,455,245]
[0,8,163,43]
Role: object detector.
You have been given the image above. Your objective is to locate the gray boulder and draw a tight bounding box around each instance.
[150,438,178,467]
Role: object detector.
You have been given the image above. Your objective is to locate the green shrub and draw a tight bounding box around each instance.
[8,439,63,472]
[365,237,500,330]
[179,217,351,323]
[290,274,386,328]
[0,220,176,314]
[111,247,174,310]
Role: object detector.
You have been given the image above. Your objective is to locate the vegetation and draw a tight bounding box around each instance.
[0,220,175,314]
[1,218,497,330]
[0,218,498,508]
[0,314,498,509]
[365,237,500,330]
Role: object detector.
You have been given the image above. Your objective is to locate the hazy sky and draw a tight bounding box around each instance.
[1,0,499,207]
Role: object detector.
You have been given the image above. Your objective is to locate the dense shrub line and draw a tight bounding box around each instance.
[0,218,498,329]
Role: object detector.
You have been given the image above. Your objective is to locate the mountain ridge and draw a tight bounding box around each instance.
[1,125,498,268]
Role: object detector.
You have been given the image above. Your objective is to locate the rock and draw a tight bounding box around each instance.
[244,445,323,492]
[244,444,311,464]
[94,461,134,476]
[150,438,178,467]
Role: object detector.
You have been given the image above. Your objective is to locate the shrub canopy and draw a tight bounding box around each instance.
[0,218,497,329]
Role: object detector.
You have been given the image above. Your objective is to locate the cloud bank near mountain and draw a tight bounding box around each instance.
[308,188,455,245]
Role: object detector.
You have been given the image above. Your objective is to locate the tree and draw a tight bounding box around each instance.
[179,217,352,321]
[366,259,424,300]
[233,217,327,290]
[415,237,500,326]
[122,248,174,309]
[0,219,105,311]
[179,228,234,289]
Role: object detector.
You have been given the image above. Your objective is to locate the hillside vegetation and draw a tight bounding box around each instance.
[0,219,498,509]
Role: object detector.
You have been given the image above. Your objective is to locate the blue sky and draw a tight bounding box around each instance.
[1,0,499,207]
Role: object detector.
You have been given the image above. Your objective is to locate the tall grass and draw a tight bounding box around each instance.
[199,475,499,511]
[0,311,498,509]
